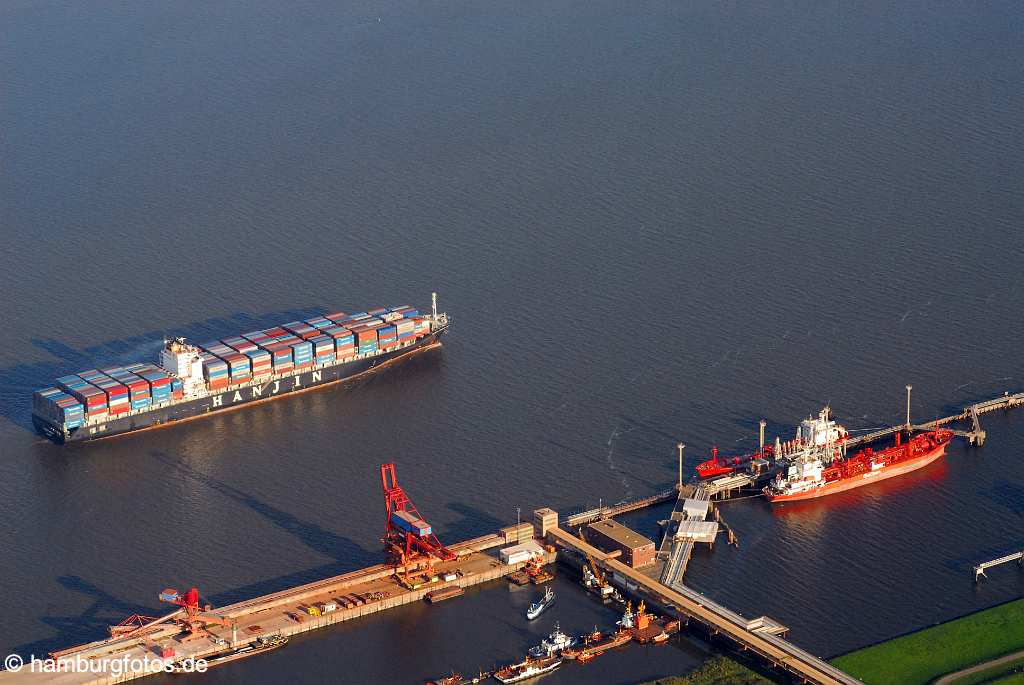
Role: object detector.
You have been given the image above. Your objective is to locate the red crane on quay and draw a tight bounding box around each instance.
[380,462,455,585]
[102,586,235,643]
[158,586,235,636]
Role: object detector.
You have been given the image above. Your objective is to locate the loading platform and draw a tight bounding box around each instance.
[658,484,715,589]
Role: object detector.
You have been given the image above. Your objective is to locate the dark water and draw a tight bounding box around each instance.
[2,0,1024,682]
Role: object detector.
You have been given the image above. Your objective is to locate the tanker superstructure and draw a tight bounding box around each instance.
[32,296,449,444]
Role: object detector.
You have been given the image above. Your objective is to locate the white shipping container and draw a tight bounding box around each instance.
[503,551,532,565]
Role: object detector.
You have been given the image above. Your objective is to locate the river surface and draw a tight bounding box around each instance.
[2,1,1023,683]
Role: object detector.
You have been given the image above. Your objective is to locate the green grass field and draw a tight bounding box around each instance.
[641,656,775,685]
[986,675,1024,685]
[830,598,1024,685]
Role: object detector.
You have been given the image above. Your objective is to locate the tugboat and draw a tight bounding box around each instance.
[493,655,562,683]
[527,622,577,658]
[625,601,678,644]
[525,587,555,620]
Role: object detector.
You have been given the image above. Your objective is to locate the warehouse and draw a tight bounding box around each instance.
[585,519,656,569]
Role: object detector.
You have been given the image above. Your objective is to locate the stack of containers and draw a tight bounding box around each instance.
[323,311,348,324]
[411,317,430,336]
[263,327,288,339]
[394,318,416,344]
[77,369,108,385]
[200,341,235,360]
[382,305,411,323]
[224,353,252,384]
[377,324,398,351]
[352,327,379,356]
[200,341,252,386]
[263,342,293,375]
[222,336,258,355]
[246,348,273,378]
[348,316,383,330]
[95,377,130,415]
[305,316,334,330]
[391,305,418,315]
[34,388,85,429]
[33,387,60,416]
[290,340,314,370]
[241,330,274,347]
[367,307,388,317]
[282,322,320,340]
[201,353,229,390]
[132,365,173,404]
[337,312,370,326]
[77,370,130,415]
[104,368,152,411]
[56,374,108,421]
[323,326,355,361]
[309,335,335,365]
[171,378,184,400]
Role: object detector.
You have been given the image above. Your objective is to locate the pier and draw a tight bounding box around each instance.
[845,391,1024,451]
[0,486,863,685]
[973,551,1024,583]
[8,388,1022,684]
[545,524,861,685]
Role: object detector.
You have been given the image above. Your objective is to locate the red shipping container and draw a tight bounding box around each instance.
[353,329,378,344]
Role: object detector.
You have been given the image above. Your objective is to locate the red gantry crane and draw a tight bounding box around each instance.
[102,586,235,644]
[158,587,235,636]
[380,463,455,585]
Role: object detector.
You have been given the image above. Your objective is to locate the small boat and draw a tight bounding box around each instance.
[426,670,493,685]
[525,587,555,620]
[562,625,632,662]
[171,634,287,672]
[493,655,562,683]
[695,444,775,478]
[426,673,462,685]
[527,622,577,658]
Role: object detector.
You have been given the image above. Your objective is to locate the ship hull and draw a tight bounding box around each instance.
[696,464,734,478]
[34,330,445,444]
[765,442,948,503]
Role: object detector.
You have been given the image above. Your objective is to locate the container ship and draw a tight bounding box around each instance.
[764,426,954,502]
[32,296,449,444]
